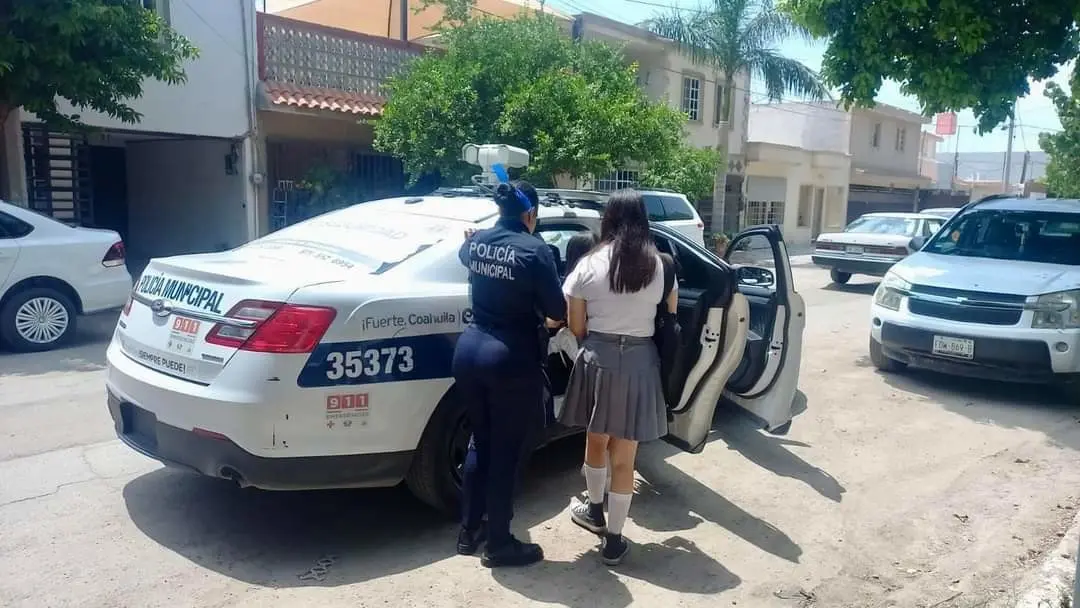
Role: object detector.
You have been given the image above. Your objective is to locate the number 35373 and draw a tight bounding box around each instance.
[325,346,415,380]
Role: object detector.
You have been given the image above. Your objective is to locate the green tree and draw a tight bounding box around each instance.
[374,12,686,187]
[781,0,1078,133]
[649,0,829,232]
[639,144,722,204]
[1039,73,1080,198]
[0,0,198,129]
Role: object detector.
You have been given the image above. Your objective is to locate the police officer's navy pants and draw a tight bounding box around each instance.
[452,327,543,549]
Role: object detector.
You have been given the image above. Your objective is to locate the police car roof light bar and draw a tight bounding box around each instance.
[461,144,530,189]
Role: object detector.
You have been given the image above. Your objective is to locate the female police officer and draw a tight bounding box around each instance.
[453,179,566,568]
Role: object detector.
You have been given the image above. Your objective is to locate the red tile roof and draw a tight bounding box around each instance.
[263,81,385,116]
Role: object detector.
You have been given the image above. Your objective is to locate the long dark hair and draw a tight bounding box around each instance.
[565,232,598,276]
[493,180,539,216]
[600,189,657,293]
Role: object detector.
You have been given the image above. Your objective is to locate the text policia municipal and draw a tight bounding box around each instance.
[137,274,226,314]
[468,242,517,280]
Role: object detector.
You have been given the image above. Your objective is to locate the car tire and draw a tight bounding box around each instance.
[0,287,78,353]
[830,269,852,285]
[869,337,905,373]
[406,389,470,517]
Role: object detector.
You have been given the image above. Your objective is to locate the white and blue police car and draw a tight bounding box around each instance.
[105,144,807,514]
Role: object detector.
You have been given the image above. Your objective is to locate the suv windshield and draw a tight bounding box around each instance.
[845,216,918,236]
[923,209,1080,265]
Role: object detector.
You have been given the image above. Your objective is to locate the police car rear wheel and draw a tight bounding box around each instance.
[406,390,470,516]
[1,288,77,353]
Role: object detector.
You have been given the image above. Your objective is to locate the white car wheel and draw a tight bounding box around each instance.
[15,297,70,344]
[1,287,78,353]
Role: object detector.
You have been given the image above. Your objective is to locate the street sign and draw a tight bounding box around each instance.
[935,112,957,136]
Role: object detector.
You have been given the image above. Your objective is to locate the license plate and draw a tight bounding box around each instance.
[932,335,975,359]
[845,245,864,255]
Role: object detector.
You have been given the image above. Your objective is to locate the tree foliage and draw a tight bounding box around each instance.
[781,0,1079,133]
[0,0,198,129]
[639,145,722,204]
[374,12,687,186]
[1039,74,1080,198]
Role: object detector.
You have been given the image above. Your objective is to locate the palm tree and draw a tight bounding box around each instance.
[649,0,829,233]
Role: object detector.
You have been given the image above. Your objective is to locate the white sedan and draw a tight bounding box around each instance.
[0,201,131,352]
[812,212,947,284]
[104,148,807,514]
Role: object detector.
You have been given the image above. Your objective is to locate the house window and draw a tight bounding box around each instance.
[139,0,171,21]
[682,76,701,121]
[596,169,640,192]
[895,127,906,152]
[871,122,882,148]
[797,185,813,227]
[744,200,785,227]
[713,84,730,125]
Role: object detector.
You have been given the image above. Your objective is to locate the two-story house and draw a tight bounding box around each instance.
[846,103,932,221]
[0,0,259,273]
[747,101,931,242]
[571,12,751,234]
[745,103,852,246]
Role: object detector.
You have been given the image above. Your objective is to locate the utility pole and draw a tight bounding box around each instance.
[951,129,961,192]
[400,0,408,41]
[1019,150,1030,192]
[1002,113,1016,193]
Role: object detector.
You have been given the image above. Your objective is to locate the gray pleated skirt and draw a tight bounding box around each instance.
[558,331,668,442]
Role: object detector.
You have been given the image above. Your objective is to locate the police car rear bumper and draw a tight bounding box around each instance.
[107,390,414,490]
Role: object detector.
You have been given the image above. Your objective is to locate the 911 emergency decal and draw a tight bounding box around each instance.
[297,334,459,387]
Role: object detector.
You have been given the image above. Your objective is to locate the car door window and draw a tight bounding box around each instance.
[641,195,667,222]
[656,194,697,221]
[536,224,596,277]
[0,212,33,239]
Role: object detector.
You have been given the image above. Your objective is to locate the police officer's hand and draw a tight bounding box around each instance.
[464,228,478,240]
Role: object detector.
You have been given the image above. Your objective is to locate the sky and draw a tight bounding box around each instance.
[267,0,1073,155]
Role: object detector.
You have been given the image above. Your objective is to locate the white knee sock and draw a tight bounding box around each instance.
[584,465,607,505]
[607,492,633,536]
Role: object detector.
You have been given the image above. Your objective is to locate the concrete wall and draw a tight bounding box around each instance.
[126,139,249,264]
[748,104,850,155]
[849,108,925,176]
[37,0,252,138]
[919,132,942,182]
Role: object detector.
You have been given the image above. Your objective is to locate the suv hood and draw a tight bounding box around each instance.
[895,252,1080,296]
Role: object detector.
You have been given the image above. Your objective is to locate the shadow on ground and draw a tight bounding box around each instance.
[120,396,833,603]
[822,280,879,295]
[0,311,115,377]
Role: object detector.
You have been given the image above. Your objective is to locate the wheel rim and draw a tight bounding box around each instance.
[448,413,471,489]
[14,297,69,344]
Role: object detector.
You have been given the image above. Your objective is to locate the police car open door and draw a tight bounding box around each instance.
[662,224,806,454]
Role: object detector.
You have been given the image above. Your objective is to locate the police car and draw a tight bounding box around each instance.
[105,145,806,514]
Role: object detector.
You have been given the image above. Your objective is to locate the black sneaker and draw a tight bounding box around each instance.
[569,496,606,535]
[481,537,544,568]
[456,523,486,556]
[601,533,629,566]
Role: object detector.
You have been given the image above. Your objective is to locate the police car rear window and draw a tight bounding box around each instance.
[246,209,458,273]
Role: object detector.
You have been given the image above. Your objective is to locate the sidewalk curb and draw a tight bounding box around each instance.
[1013,513,1079,607]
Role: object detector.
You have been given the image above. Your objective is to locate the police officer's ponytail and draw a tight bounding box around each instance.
[494,180,539,216]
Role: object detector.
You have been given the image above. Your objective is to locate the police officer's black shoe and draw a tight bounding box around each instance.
[569,496,606,535]
[601,533,629,566]
[456,523,487,556]
[480,537,544,568]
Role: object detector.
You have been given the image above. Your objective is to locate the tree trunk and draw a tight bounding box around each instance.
[0,104,9,201]
[711,75,735,235]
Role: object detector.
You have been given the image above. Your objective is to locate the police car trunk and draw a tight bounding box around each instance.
[106,197,493,491]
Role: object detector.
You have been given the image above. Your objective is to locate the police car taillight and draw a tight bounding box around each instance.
[205,299,336,354]
[122,293,133,316]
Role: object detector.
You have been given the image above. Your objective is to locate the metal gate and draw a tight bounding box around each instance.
[22,124,93,225]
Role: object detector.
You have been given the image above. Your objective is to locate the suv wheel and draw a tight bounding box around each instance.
[0,287,77,353]
[869,337,905,373]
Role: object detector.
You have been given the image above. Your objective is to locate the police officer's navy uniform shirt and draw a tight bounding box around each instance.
[460,216,566,360]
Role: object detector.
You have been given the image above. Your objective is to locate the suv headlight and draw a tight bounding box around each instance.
[1031,290,1080,329]
[873,272,911,311]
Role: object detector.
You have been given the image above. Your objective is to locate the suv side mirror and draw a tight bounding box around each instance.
[909,236,926,251]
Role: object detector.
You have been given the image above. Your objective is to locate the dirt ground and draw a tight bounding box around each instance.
[2,264,1079,608]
